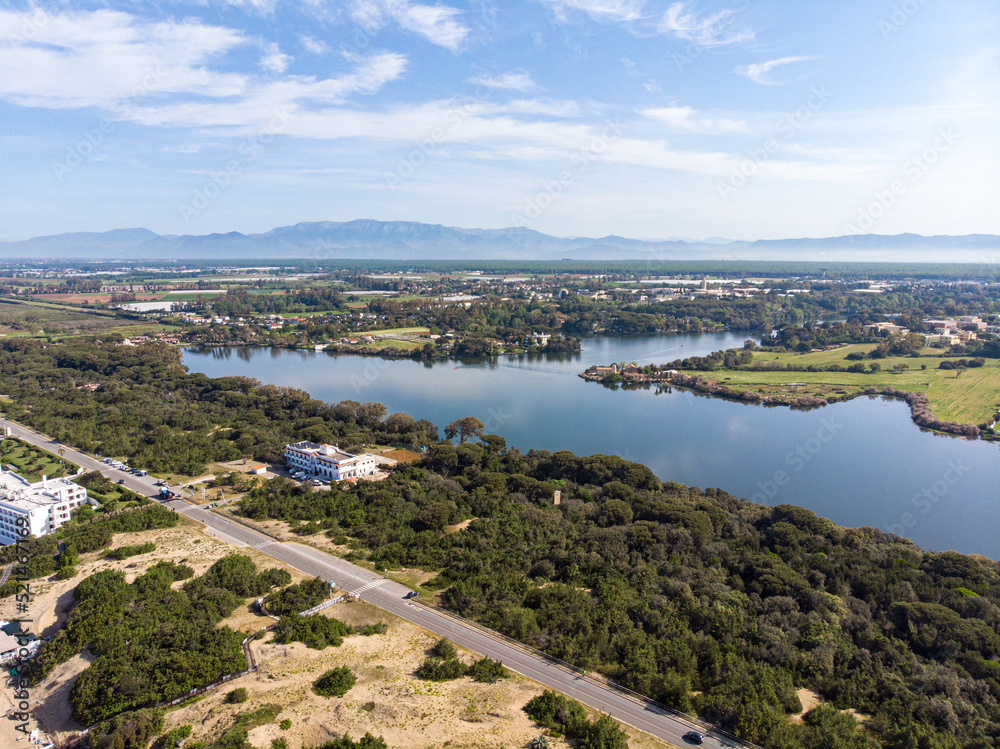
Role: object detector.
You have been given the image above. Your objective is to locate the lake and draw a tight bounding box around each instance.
[183,334,1000,558]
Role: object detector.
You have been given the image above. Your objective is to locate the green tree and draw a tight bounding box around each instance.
[313,667,356,698]
[444,416,485,443]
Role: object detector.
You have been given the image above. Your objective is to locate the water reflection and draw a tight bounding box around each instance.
[183,333,1000,557]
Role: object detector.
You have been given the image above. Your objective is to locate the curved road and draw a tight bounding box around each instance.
[0,417,750,749]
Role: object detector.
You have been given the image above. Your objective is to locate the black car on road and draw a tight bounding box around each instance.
[682,732,705,745]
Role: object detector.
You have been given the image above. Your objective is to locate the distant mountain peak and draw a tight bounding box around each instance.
[1,221,997,262]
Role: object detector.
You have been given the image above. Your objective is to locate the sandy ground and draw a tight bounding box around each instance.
[0,519,677,749]
[788,687,869,725]
[788,688,821,724]
[161,599,677,749]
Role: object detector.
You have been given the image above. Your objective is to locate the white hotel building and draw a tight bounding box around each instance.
[0,471,94,545]
[284,442,378,481]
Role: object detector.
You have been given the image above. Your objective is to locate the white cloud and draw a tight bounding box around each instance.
[738,56,816,85]
[0,9,248,108]
[641,105,747,133]
[126,52,408,127]
[349,0,469,52]
[539,0,646,23]
[299,35,330,55]
[221,0,281,13]
[260,42,293,73]
[0,7,405,127]
[499,99,580,117]
[467,71,538,92]
[659,2,752,46]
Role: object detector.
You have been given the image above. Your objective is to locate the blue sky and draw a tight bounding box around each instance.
[1,0,998,241]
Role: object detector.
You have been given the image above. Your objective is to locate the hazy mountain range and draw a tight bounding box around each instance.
[2,220,998,263]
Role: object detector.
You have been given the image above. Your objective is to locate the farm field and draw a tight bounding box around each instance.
[29,293,163,304]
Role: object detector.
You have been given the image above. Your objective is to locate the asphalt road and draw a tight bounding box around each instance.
[0,416,749,749]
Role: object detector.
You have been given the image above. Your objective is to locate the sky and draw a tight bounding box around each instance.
[0,0,998,242]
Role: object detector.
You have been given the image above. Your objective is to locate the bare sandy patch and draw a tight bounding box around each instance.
[445,518,474,533]
[789,688,821,724]
[158,599,679,749]
[788,687,870,726]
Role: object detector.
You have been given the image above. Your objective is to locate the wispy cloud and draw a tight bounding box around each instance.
[126,52,409,128]
[658,2,753,46]
[738,56,817,84]
[221,0,281,14]
[299,35,330,56]
[640,105,747,133]
[349,0,469,52]
[539,0,646,24]
[499,98,580,117]
[467,71,538,92]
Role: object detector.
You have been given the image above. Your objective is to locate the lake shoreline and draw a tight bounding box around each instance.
[581,367,989,440]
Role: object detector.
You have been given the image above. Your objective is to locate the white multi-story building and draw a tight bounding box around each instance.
[0,472,94,545]
[284,442,379,481]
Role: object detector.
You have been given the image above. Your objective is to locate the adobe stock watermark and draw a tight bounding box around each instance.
[11,4,52,43]
[509,118,625,226]
[879,0,932,39]
[350,356,392,393]
[385,89,493,191]
[480,405,513,435]
[716,85,830,201]
[886,460,968,537]
[178,108,292,223]
[749,416,842,504]
[52,66,166,182]
[842,127,957,235]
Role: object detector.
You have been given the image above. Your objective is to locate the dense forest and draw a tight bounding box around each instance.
[239,444,1000,748]
[6,338,1000,747]
[0,339,438,473]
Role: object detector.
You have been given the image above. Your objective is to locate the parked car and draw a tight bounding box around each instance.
[117,478,126,485]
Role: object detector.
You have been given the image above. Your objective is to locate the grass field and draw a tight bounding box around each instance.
[278,310,346,318]
[0,437,77,482]
[364,326,430,336]
[359,339,422,351]
[695,344,1000,425]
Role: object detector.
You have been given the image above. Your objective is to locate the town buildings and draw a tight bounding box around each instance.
[0,471,94,545]
[284,442,379,481]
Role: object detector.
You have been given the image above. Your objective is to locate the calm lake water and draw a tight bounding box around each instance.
[183,334,1000,558]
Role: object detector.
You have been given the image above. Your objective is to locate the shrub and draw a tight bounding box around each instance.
[416,656,467,681]
[273,612,350,649]
[468,657,509,684]
[225,688,248,704]
[153,724,192,749]
[313,667,356,698]
[429,638,457,660]
[106,542,156,560]
[280,719,292,730]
